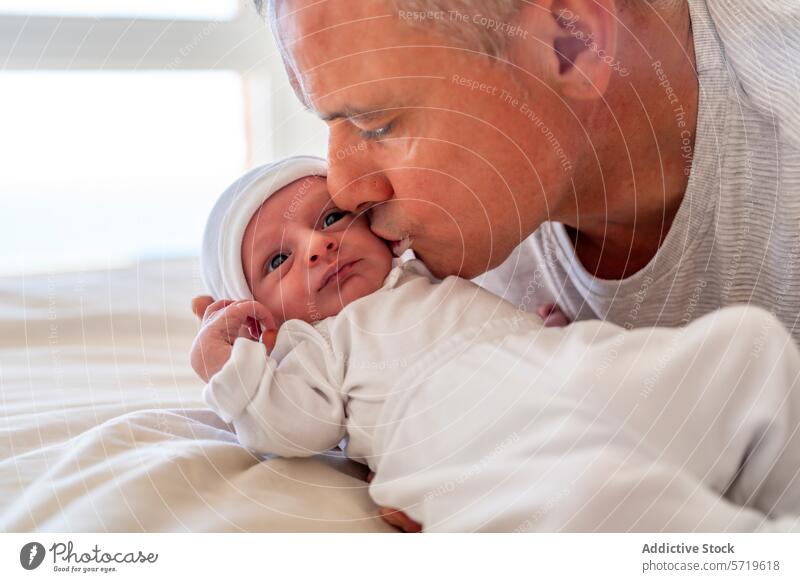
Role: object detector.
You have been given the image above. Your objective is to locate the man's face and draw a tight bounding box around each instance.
[241,176,394,325]
[277,0,579,278]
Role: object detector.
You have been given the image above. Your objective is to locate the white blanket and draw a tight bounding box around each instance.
[369,307,800,532]
[0,259,392,532]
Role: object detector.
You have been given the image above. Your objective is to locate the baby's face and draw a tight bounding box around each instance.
[241,176,394,325]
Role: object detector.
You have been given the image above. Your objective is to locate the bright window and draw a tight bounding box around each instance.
[0,71,248,275]
[0,1,328,275]
[0,0,239,20]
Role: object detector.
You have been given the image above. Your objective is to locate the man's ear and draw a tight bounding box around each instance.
[508,0,619,101]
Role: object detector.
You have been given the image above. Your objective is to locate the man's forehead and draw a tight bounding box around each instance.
[279,0,395,46]
[277,0,429,106]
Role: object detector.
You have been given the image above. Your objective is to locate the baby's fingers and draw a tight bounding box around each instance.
[226,300,274,328]
[209,300,275,343]
[261,327,278,352]
[203,299,235,322]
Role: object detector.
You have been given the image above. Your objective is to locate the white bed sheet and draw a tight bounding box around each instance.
[0,258,393,532]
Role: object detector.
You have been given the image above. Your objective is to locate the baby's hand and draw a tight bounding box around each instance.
[190,298,277,383]
[536,303,571,327]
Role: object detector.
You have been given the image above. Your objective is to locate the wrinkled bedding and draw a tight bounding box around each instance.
[0,259,392,532]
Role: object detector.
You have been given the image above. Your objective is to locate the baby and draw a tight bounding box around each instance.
[192,156,800,532]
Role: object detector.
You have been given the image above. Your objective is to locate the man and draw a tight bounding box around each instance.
[250,0,800,340]
[194,0,800,530]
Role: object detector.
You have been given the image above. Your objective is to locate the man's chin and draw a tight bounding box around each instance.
[420,245,504,279]
[411,250,468,280]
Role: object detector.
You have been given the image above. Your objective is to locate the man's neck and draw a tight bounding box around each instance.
[562,2,698,280]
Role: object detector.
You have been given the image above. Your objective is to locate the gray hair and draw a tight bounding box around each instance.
[254,0,523,58]
[391,0,522,57]
[254,0,686,59]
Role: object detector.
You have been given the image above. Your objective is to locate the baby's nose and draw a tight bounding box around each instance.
[308,240,337,264]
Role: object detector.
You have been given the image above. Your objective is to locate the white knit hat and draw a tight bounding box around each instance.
[201,155,327,301]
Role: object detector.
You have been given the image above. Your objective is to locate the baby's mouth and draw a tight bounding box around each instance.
[319,260,360,291]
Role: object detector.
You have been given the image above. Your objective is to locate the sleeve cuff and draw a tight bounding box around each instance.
[202,337,268,423]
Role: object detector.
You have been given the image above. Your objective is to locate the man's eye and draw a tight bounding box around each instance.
[359,122,393,140]
[268,252,290,272]
[323,210,350,228]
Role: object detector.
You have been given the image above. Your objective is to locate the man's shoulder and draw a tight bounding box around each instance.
[704,0,800,144]
[705,0,799,45]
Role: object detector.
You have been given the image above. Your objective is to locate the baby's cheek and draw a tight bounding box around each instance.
[253,283,297,324]
[320,278,366,317]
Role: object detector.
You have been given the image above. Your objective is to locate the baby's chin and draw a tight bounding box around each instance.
[315,275,382,318]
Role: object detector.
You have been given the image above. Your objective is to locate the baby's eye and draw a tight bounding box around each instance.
[268,252,290,272]
[322,210,350,229]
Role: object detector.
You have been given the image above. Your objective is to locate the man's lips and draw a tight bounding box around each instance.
[368,221,400,244]
[368,226,406,255]
[319,260,360,291]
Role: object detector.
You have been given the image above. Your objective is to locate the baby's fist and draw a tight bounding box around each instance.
[191,299,276,382]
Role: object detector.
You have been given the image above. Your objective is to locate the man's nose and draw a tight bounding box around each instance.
[307,232,338,266]
[327,132,393,214]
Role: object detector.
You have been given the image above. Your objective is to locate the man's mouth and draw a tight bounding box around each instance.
[367,214,413,257]
[319,260,361,291]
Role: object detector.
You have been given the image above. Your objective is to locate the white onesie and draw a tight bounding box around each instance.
[204,259,800,531]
